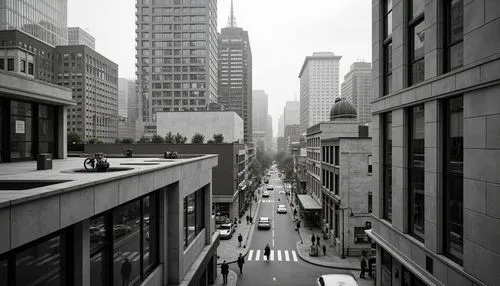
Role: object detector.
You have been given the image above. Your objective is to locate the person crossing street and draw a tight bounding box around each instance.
[264,244,271,261]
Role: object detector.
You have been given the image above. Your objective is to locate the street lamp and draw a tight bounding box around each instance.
[340,206,355,259]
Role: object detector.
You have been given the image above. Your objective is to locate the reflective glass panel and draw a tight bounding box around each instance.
[16,236,61,285]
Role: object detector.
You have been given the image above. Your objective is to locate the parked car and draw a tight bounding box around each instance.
[262,191,270,197]
[279,190,285,195]
[267,185,274,190]
[218,223,234,239]
[277,204,287,213]
[316,274,358,286]
[215,215,230,225]
[90,226,104,242]
[257,217,271,230]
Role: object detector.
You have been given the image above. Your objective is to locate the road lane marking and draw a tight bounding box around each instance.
[284,250,290,261]
[292,250,298,262]
[272,230,274,237]
[255,250,260,261]
[270,250,274,261]
[272,239,274,247]
[277,250,282,261]
[247,250,254,261]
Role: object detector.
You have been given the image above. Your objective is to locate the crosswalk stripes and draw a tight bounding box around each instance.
[246,250,298,262]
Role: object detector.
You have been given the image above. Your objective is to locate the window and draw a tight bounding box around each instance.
[354,227,372,244]
[408,105,425,241]
[382,0,393,95]
[0,58,4,70]
[28,62,34,75]
[20,59,26,73]
[10,101,33,160]
[334,174,339,196]
[409,0,425,86]
[382,113,392,222]
[334,146,339,165]
[443,96,463,265]
[368,155,373,174]
[368,192,373,213]
[402,266,427,286]
[184,188,206,248]
[7,58,14,71]
[38,105,56,154]
[381,248,393,286]
[445,0,463,72]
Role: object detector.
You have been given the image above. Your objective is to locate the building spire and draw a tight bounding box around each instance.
[227,0,237,27]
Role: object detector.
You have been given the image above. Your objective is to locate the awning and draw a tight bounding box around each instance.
[297,194,321,210]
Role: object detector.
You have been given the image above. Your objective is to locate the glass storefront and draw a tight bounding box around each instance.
[0,98,57,162]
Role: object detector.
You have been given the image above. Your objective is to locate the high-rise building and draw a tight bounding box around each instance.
[55,45,119,143]
[127,79,138,121]
[368,1,500,286]
[67,27,95,49]
[118,78,130,118]
[298,52,341,134]
[278,114,284,137]
[266,114,273,150]
[284,100,300,127]
[341,62,372,124]
[252,90,268,148]
[0,0,68,46]
[135,0,218,127]
[218,0,252,142]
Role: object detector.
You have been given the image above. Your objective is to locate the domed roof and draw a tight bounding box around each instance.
[330,98,357,120]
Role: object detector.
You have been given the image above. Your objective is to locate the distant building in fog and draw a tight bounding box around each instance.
[341,62,372,124]
[68,27,95,49]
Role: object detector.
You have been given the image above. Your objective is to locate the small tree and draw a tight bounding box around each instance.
[213,133,224,143]
[137,136,150,143]
[207,139,215,144]
[174,133,187,144]
[121,138,134,144]
[151,134,165,143]
[191,133,205,143]
[67,131,84,144]
[165,132,175,143]
[87,138,103,144]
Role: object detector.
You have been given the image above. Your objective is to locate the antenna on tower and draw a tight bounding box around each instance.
[227,0,237,27]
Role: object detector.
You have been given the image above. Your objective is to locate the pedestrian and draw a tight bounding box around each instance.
[234,217,238,225]
[294,208,297,217]
[249,216,253,224]
[360,257,367,279]
[264,244,271,261]
[311,234,316,246]
[322,244,327,256]
[246,215,249,225]
[120,257,132,286]
[237,253,245,275]
[238,233,243,247]
[316,234,321,247]
[221,260,229,284]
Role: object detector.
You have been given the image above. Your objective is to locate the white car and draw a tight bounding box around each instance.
[218,223,234,239]
[267,185,274,190]
[277,204,287,213]
[262,191,270,197]
[257,217,271,229]
[279,190,285,195]
[317,274,358,286]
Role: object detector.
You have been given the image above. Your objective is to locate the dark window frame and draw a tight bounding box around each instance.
[382,0,393,95]
[382,113,393,222]
[408,0,425,86]
[408,105,425,242]
[184,187,206,248]
[444,0,464,72]
[443,96,464,265]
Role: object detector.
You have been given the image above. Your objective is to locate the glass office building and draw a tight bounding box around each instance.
[0,0,68,46]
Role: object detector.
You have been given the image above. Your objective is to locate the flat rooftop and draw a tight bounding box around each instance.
[0,155,217,208]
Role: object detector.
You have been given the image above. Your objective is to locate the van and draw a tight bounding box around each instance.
[316,274,358,286]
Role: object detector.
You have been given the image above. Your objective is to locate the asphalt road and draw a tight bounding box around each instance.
[231,168,353,286]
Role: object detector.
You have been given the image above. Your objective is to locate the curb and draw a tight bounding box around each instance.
[217,191,263,265]
[295,241,361,271]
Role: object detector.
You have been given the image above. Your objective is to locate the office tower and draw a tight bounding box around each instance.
[298,52,341,134]
[266,114,273,151]
[135,0,218,127]
[341,62,372,124]
[284,100,300,127]
[368,1,500,286]
[277,114,284,137]
[0,0,68,46]
[252,90,268,149]
[68,27,95,49]
[118,78,130,118]
[127,80,138,121]
[218,0,252,143]
[55,45,118,143]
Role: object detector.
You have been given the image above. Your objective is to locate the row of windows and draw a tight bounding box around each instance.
[152,82,206,89]
[382,0,463,95]
[322,145,340,165]
[152,99,206,106]
[150,7,205,14]
[381,96,463,264]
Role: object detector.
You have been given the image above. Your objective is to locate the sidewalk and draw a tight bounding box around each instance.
[210,268,237,286]
[216,187,263,264]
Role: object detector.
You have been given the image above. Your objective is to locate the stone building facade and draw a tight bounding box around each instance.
[368,1,500,285]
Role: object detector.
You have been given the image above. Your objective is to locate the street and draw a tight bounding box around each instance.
[231,169,356,286]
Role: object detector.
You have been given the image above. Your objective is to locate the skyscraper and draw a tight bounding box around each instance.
[284,100,300,127]
[266,115,273,151]
[277,114,284,137]
[341,62,372,124]
[118,78,130,118]
[135,0,218,126]
[68,27,95,49]
[298,52,341,134]
[0,0,68,46]
[252,90,268,149]
[218,0,252,142]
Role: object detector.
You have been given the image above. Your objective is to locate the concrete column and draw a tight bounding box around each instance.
[424,100,439,252]
[166,183,182,285]
[73,219,90,286]
[58,106,68,159]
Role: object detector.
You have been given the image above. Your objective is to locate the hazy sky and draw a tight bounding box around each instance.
[68,0,372,136]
